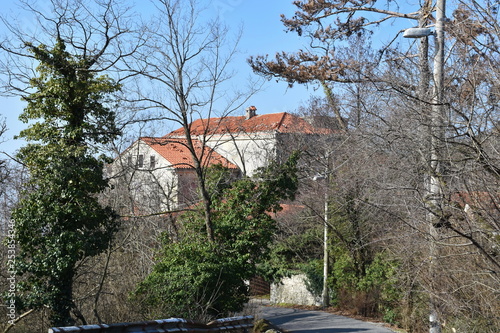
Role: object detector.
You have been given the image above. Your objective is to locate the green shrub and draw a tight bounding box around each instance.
[300,259,324,299]
[327,251,402,319]
[132,233,248,321]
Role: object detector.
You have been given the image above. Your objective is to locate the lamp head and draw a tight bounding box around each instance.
[403,28,434,38]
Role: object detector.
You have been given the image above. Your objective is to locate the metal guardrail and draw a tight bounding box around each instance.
[48,315,254,333]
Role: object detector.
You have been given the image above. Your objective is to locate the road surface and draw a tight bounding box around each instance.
[258,304,398,333]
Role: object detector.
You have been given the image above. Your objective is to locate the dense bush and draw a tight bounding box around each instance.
[133,232,248,320]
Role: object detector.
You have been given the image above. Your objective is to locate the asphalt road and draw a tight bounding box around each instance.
[259,306,398,333]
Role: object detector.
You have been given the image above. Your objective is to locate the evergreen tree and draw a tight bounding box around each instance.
[11,38,121,326]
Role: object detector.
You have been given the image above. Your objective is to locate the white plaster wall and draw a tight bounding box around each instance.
[204,132,277,176]
[270,274,320,306]
[111,140,180,211]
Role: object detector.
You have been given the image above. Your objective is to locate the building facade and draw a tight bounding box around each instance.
[111,107,332,212]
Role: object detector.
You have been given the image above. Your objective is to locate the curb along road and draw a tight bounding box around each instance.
[255,302,398,333]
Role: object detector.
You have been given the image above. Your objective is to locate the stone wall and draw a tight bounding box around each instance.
[270,274,320,306]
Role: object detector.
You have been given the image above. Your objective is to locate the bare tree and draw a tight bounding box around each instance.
[247,1,500,331]
[123,0,259,241]
[0,0,142,95]
[0,117,7,190]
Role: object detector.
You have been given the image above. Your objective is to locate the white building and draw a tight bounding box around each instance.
[167,107,332,176]
[111,107,332,212]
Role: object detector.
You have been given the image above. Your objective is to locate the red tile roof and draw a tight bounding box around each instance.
[141,137,238,169]
[267,203,307,219]
[166,112,332,137]
[451,191,500,210]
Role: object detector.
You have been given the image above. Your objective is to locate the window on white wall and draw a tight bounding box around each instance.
[150,155,155,169]
[138,154,144,168]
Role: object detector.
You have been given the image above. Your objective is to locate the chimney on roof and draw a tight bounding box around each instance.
[245,106,257,120]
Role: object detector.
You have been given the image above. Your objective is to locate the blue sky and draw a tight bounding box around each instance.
[0,0,423,156]
[0,0,319,155]
[202,1,321,112]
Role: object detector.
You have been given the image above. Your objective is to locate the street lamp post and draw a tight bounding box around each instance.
[429,3,445,333]
[322,183,329,308]
[313,163,330,308]
[404,0,446,332]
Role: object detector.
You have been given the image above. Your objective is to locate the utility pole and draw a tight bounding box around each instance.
[428,0,446,332]
[322,176,329,308]
[313,157,331,308]
[404,0,446,331]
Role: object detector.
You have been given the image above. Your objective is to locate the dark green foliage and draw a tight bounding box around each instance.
[320,185,402,317]
[262,224,322,281]
[204,164,236,201]
[134,153,300,320]
[330,250,402,319]
[133,232,248,320]
[300,259,324,299]
[11,38,120,326]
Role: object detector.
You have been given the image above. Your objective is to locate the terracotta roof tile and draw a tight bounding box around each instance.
[141,137,238,169]
[451,191,500,210]
[166,112,332,137]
